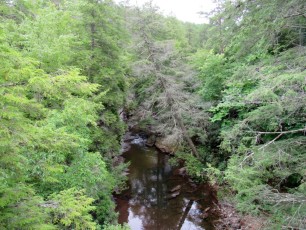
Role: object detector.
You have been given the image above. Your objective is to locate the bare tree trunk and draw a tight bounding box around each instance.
[88,10,96,78]
[91,22,95,50]
[141,30,200,159]
[174,114,200,158]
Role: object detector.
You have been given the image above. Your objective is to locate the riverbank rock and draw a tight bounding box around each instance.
[123,132,137,142]
[129,124,153,136]
[215,202,266,230]
[112,156,125,167]
[173,167,187,176]
[201,212,209,219]
[167,190,180,199]
[121,142,131,153]
[169,185,181,193]
[200,207,211,219]
[155,137,178,154]
[146,134,156,147]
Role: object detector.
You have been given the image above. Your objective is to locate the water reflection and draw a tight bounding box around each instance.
[116,135,217,230]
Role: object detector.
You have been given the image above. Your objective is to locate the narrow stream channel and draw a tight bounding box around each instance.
[116,132,218,230]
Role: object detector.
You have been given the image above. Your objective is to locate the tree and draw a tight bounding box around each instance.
[0,26,104,228]
[125,2,210,159]
[205,0,306,60]
[0,1,127,227]
[200,2,306,226]
[192,49,230,102]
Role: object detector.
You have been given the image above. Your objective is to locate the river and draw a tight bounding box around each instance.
[115,132,218,230]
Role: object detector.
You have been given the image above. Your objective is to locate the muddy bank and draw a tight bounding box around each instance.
[213,201,267,230]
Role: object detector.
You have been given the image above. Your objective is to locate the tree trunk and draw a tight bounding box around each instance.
[174,113,200,158]
[142,30,200,159]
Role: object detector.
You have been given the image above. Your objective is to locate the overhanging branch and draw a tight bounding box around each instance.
[253,128,306,135]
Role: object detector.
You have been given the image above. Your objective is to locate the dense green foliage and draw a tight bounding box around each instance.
[123,0,305,228]
[1,0,305,229]
[192,0,306,228]
[0,0,128,229]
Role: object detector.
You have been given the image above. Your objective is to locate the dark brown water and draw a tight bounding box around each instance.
[116,133,218,230]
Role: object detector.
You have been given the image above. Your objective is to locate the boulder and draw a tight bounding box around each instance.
[155,137,178,154]
[169,185,181,193]
[173,167,187,176]
[121,142,131,153]
[167,191,180,199]
[201,212,209,219]
[146,134,156,147]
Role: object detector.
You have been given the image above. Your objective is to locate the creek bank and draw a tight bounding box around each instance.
[128,123,178,154]
[214,201,267,230]
[116,131,220,229]
[121,115,261,229]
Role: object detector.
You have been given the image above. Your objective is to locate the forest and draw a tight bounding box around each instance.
[0,0,305,229]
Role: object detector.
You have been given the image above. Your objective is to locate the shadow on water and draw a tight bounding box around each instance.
[116,132,219,230]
